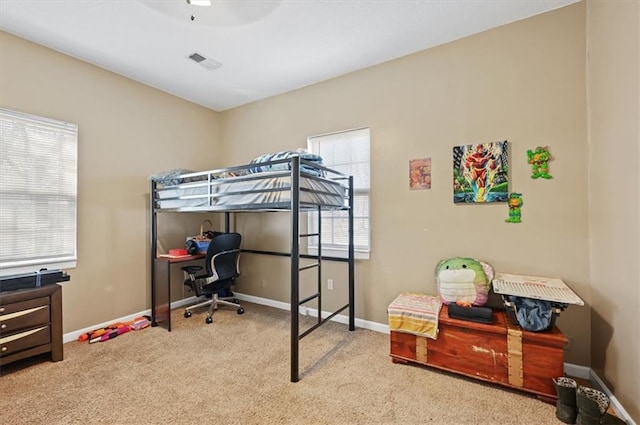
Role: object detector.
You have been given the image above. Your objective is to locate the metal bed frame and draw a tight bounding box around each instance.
[149,156,355,382]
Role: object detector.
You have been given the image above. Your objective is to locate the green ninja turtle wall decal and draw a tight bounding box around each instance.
[527,146,553,179]
[506,192,523,223]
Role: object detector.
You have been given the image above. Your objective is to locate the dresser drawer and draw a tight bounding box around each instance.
[0,296,49,314]
[0,304,50,336]
[0,326,50,357]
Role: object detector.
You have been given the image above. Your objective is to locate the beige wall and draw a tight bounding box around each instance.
[3,2,637,419]
[0,31,221,332]
[222,3,592,365]
[587,0,639,421]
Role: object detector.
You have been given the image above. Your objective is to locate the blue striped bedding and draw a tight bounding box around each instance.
[248,151,325,176]
[150,151,325,186]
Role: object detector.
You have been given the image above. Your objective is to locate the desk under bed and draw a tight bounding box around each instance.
[150,155,355,382]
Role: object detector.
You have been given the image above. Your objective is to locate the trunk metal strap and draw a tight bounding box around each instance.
[416,335,428,363]
[507,324,524,388]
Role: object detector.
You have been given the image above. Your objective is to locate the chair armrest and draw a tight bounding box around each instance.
[181,265,203,275]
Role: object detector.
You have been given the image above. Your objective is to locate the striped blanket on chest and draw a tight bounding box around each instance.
[388,292,443,340]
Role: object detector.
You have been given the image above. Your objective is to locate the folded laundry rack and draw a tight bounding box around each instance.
[492,273,584,305]
[492,273,583,331]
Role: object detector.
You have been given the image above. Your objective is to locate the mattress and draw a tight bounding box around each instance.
[154,171,347,211]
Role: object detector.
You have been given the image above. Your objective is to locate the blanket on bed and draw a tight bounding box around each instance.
[388,292,443,340]
[148,168,197,185]
[248,150,325,176]
[149,150,325,186]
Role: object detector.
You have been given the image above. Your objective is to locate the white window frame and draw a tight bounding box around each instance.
[0,108,78,276]
[307,127,370,260]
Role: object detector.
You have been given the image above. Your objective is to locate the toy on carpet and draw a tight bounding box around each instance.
[77,315,151,344]
[505,192,523,223]
[435,257,494,307]
[527,146,553,179]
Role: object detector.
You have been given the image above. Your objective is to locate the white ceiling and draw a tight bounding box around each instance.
[0,0,579,112]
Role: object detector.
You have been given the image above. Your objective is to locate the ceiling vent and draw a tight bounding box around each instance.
[187,52,222,71]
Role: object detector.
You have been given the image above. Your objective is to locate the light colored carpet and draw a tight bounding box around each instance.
[0,302,562,424]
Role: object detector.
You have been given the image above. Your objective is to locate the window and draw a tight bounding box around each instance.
[307,127,370,259]
[0,108,78,275]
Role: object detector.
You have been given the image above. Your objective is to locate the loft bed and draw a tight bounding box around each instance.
[149,154,355,382]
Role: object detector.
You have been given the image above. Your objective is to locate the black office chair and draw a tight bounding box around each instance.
[181,232,244,324]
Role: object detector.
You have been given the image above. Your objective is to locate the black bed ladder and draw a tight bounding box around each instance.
[290,156,355,383]
[297,205,323,337]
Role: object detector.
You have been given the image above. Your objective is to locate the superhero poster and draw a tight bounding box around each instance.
[453,140,508,203]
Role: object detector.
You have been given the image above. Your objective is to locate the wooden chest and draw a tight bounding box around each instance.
[390,304,567,399]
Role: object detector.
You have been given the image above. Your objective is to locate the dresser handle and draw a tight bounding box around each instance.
[1,346,6,352]
[0,308,4,313]
[0,324,6,330]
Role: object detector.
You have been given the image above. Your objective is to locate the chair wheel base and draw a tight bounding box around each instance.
[205,316,213,324]
[237,308,244,314]
[184,311,192,318]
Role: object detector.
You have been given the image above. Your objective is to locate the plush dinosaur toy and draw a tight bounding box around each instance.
[435,257,494,307]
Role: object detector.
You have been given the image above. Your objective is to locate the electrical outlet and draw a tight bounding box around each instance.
[327,279,334,290]
[565,335,574,351]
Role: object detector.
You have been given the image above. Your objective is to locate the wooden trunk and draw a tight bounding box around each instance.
[389,304,567,399]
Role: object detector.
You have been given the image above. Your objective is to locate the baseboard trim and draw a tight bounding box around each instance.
[564,363,591,379]
[233,292,389,334]
[63,294,635,425]
[62,297,197,343]
[589,369,636,425]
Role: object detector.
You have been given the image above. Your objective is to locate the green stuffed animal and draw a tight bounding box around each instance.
[435,257,493,307]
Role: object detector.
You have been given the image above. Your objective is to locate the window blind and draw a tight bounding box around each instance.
[308,128,370,256]
[0,108,78,274]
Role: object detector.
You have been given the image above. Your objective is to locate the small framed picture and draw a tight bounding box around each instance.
[410,158,431,190]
